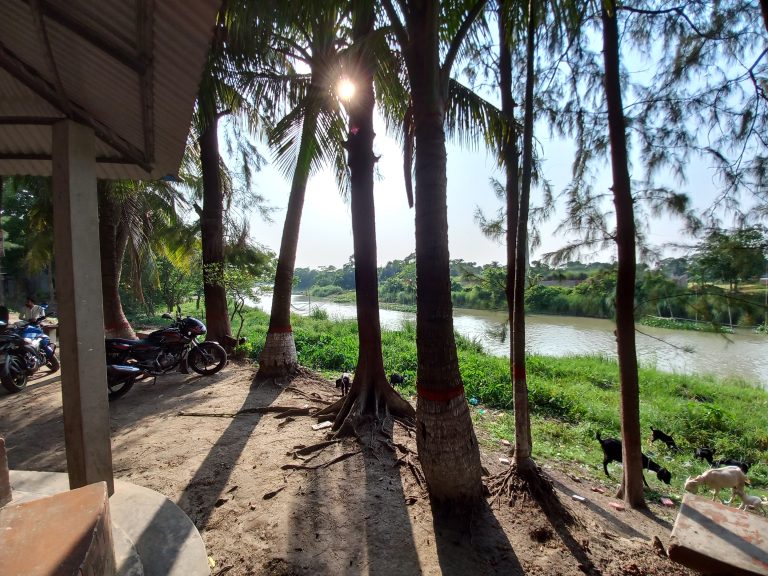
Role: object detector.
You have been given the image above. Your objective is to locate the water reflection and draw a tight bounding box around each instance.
[254,292,767,388]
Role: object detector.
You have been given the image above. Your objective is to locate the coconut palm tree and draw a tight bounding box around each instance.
[318,0,416,433]
[381,0,488,505]
[97,179,193,338]
[195,0,282,346]
[257,4,348,379]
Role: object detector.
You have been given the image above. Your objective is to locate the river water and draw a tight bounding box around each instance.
[255,293,768,388]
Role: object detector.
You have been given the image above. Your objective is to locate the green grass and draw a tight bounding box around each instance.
[639,315,734,333]
[143,303,768,496]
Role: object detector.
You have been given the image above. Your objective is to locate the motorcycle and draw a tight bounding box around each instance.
[105,311,227,399]
[0,328,33,394]
[13,314,60,375]
[106,364,145,401]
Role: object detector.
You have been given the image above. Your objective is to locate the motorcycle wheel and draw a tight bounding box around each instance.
[1,354,29,393]
[188,342,227,376]
[108,376,136,402]
[46,353,60,373]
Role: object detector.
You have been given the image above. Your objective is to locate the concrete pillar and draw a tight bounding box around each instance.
[0,438,10,507]
[52,120,114,495]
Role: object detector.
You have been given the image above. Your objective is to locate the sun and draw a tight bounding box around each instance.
[337,78,356,101]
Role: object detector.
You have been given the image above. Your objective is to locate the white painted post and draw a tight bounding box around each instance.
[52,120,114,495]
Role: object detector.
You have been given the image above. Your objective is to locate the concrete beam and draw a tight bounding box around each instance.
[52,120,114,495]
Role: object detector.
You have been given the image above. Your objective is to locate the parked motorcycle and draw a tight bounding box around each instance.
[105,312,227,399]
[107,364,145,401]
[0,329,33,393]
[14,314,60,375]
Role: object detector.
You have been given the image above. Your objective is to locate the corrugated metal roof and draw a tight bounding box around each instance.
[0,0,221,180]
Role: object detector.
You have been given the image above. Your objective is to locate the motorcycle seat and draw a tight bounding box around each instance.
[106,338,146,345]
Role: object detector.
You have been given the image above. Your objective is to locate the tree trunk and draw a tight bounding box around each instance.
[498,3,530,469]
[407,0,482,506]
[602,0,645,508]
[257,104,319,378]
[199,116,232,345]
[761,0,768,33]
[512,0,537,469]
[97,182,136,339]
[327,0,414,432]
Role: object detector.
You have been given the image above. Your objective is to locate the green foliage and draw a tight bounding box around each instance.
[524,284,571,314]
[309,306,329,320]
[309,285,344,297]
[690,227,767,291]
[639,316,733,333]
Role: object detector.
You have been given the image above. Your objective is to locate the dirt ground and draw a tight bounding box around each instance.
[0,363,698,576]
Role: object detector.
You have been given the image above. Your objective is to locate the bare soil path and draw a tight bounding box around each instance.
[0,363,696,575]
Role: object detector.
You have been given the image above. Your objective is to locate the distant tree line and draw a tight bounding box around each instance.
[293,225,768,327]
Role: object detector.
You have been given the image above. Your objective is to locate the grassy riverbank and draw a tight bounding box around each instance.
[156,304,768,496]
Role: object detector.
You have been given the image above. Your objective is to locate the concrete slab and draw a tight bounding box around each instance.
[9,470,208,576]
[669,493,768,576]
[0,481,115,576]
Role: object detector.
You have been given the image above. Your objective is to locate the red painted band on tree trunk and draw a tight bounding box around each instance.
[513,364,526,379]
[269,326,293,334]
[416,384,465,402]
[104,320,132,331]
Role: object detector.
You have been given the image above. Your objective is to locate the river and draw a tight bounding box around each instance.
[254,292,768,388]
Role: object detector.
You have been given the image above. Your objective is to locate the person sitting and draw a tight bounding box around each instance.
[19,296,44,322]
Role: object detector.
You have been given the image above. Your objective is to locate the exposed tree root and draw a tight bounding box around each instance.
[396,454,427,492]
[285,386,332,405]
[487,461,577,527]
[288,440,342,458]
[177,405,314,419]
[277,417,295,429]
[262,486,286,500]
[270,407,313,418]
[280,450,361,471]
[315,372,415,442]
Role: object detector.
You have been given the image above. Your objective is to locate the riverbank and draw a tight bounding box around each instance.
[224,305,768,492]
[254,293,768,387]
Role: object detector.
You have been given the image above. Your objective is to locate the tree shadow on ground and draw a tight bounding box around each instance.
[638,504,674,531]
[175,375,283,529]
[0,368,237,472]
[533,474,601,576]
[549,477,646,539]
[282,418,422,575]
[431,499,524,576]
[130,372,284,575]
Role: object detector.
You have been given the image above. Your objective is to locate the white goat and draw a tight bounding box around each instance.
[739,493,767,515]
[684,466,749,503]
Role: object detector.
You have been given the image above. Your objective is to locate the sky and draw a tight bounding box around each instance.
[230,8,764,272]
[240,111,727,270]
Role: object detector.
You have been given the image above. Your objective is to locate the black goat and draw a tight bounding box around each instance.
[694,447,750,474]
[596,432,672,486]
[335,373,351,397]
[389,373,406,386]
[650,427,678,451]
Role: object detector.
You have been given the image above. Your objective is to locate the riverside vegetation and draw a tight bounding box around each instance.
[169,304,768,500]
[295,257,768,333]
